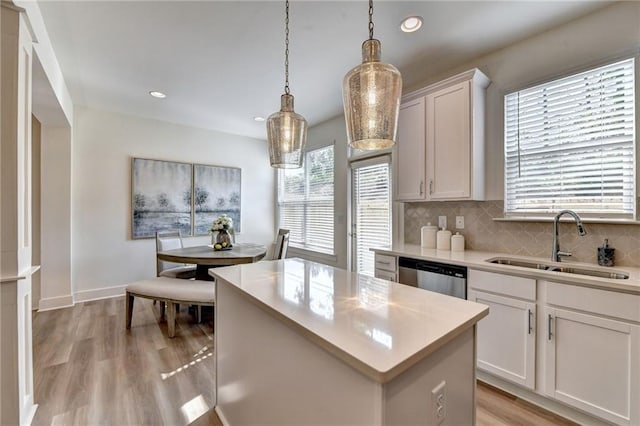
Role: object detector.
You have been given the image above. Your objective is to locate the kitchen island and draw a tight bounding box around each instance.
[211,258,488,425]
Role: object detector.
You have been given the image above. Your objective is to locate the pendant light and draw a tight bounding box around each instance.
[343,0,402,150]
[267,0,308,168]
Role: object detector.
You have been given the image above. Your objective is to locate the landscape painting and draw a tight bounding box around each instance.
[132,158,192,239]
[194,164,241,235]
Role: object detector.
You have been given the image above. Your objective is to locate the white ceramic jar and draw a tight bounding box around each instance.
[421,223,439,248]
[436,228,452,250]
[451,232,465,252]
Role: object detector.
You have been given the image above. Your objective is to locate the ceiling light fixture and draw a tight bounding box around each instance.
[343,0,402,150]
[266,0,307,169]
[400,16,423,33]
[149,91,166,99]
[254,116,265,122]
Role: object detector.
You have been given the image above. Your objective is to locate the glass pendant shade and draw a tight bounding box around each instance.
[343,39,402,150]
[267,94,308,168]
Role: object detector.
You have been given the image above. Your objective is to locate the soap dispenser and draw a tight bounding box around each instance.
[597,239,615,267]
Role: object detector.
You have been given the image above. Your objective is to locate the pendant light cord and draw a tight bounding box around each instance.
[368,0,374,40]
[284,0,290,95]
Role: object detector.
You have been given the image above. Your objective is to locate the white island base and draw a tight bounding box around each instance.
[213,259,487,425]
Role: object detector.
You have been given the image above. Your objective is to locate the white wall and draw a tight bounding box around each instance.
[39,126,73,310]
[291,115,349,269]
[71,107,274,301]
[404,1,640,200]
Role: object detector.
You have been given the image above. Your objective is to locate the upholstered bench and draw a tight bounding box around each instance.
[125,277,215,338]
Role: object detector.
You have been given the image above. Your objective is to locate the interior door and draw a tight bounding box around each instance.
[350,156,391,276]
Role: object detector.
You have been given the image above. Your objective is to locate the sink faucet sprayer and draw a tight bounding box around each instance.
[552,210,587,262]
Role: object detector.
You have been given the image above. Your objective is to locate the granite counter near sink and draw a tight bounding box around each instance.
[371,244,640,294]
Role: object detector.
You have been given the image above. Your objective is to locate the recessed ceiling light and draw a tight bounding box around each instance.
[400,16,423,33]
[254,116,265,122]
[149,91,167,99]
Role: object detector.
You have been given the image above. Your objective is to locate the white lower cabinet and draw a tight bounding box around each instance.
[471,270,640,425]
[468,269,537,390]
[468,290,536,389]
[374,253,397,282]
[543,282,640,425]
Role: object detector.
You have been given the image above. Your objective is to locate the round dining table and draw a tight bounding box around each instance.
[157,242,267,281]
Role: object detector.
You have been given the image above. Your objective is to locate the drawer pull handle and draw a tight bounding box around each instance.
[377,261,391,265]
[528,309,533,334]
[548,314,553,341]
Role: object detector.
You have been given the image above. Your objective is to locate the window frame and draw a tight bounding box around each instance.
[276,144,335,256]
[503,57,637,220]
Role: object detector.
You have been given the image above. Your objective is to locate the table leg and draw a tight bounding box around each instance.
[196,264,216,281]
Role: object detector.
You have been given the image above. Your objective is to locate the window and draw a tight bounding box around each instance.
[351,156,391,276]
[277,145,334,255]
[504,58,636,218]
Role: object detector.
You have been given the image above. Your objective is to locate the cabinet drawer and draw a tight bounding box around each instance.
[374,254,397,272]
[469,269,536,301]
[545,281,640,323]
[375,269,397,282]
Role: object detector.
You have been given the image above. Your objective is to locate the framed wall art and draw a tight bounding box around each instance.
[194,164,242,235]
[131,157,242,238]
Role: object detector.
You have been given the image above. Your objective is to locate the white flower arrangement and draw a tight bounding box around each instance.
[210,214,233,232]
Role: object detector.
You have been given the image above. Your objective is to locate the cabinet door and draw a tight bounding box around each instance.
[468,290,536,389]
[426,81,471,199]
[394,97,426,201]
[544,307,640,425]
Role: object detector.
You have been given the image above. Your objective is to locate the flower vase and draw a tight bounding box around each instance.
[214,229,232,248]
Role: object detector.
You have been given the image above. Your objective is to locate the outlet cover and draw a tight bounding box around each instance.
[455,216,464,229]
[438,216,447,229]
[431,380,446,425]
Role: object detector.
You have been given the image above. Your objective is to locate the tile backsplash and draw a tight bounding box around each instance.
[404,200,640,267]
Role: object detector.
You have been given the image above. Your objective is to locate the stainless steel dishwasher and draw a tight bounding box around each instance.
[398,257,467,299]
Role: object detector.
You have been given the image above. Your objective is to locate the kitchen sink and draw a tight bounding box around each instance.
[546,266,629,280]
[487,258,551,270]
[486,257,629,280]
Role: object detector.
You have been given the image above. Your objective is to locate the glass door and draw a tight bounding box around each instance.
[350,156,392,276]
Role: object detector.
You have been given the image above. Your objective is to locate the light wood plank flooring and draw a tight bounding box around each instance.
[32,297,575,425]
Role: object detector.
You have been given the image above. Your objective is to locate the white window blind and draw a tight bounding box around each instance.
[278,145,334,255]
[352,156,391,276]
[505,58,636,218]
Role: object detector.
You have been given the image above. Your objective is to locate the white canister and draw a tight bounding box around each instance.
[436,229,452,250]
[421,223,438,248]
[451,232,465,252]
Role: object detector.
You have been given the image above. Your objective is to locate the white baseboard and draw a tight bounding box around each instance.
[214,406,230,426]
[477,371,609,426]
[73,285,127,303]
[37,295,74,312]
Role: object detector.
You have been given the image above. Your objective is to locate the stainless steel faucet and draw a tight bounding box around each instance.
[552,210,587,262]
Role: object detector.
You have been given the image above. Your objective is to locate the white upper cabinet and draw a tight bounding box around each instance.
[394,69,490,202]
[393,97,426,201]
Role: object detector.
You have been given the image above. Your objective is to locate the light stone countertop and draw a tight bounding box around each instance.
[211,258,488,383]
[372,244,640,294]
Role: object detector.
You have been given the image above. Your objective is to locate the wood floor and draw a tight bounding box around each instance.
[32,297,576,426]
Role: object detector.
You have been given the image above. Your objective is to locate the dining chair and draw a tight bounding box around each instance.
[156,231,197,279]
[271,229,290,260]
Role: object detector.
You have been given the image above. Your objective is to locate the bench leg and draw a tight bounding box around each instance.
[126,292,134,329]
[167,301,176,338]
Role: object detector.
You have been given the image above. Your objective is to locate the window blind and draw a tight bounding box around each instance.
[278,145,334,255]
[504,58,636,218]
[352,157,391,277]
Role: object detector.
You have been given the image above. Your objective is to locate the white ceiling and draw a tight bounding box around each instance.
[36,0,613,140]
